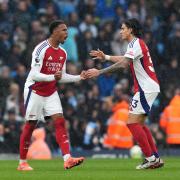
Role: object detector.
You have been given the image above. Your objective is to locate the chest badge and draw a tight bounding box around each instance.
[59,56,63,61]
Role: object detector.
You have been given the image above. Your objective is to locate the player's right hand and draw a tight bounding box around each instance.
[80,70,87,80]
[89,49,105,61]
[54,71,62,81]
[86,68,100,78]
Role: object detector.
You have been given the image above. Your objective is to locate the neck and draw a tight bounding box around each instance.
[48,37,59,48]
[127,35,135,43]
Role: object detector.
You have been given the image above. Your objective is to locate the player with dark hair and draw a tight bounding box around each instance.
[88,18,164,169]
[17,20,85,171]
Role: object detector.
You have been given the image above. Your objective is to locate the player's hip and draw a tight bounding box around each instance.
[129,92,159,115]
[24,90,62,121]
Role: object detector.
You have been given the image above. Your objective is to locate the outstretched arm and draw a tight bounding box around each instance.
[89,49,124,63]
[99,57,129,74]
[85,56,131,78]
[59,72,86,83]
[59,61,86,83]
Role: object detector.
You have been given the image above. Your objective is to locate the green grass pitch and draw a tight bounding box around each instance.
[0,157,179,180]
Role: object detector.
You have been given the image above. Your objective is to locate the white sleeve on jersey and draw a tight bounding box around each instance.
[30,43,55,82]
[124,40,143,60]
[59,61,81,83]
[30,66,55,82]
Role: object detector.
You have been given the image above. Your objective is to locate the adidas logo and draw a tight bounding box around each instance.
[48,56,53,60]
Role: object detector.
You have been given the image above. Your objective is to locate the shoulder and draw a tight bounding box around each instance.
[33,40,49,56]
[59,45,67,57]
[128,38,138,48]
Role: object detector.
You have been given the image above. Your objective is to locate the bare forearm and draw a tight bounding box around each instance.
[99,57,130,75]
[105,55,124,63]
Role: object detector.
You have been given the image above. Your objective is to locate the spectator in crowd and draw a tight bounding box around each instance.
[45,1,59,24]
[56,0,77,18]
[0,123,12,153]
[3,109,22,153]
[6,44,23,70]
[27,128,52,160]
[166,23,180,60]
[95,0,116,20]
[13,63,27,95]
[12,26,28,59]
[103,95,133,149]
[3,83,23,121]
[69,116,85,150]
[111,29,128,56]
[79,13,98,38]
[126,3,139,20]
[68,12,80,28]
[77,0,96,19]
[113,5,126,29]
[97,63,116,98]
[0,29,11,64]
[30,20,44,36]
[13,0,32,32]
[77,30,97,62]
[0,0,13,34]
[0,66,12,117]
[160,88,180,147]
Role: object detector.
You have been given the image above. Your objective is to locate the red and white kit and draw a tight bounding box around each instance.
[24,40,81,121]
[124,38,160,114]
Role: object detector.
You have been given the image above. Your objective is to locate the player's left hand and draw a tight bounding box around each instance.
[85,68,100,78]
[89,49,105,61]
[54,71,62,81]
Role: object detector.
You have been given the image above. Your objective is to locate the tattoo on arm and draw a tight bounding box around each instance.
[99,57,131,75]
[99,61,122,75]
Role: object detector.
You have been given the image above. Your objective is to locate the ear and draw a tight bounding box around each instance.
[53,28,58,34]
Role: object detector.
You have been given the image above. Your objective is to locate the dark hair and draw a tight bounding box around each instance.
[49,20,65,34]
[123,18,142,38]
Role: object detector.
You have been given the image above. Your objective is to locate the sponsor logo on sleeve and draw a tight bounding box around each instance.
[35,56,40,63]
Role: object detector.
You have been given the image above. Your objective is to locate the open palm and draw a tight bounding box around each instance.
[89,49,105,60]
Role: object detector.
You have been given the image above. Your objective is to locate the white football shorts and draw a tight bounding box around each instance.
[24,88,63,121]
[129,92,159,115]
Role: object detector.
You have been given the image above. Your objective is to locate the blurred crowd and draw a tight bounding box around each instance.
[0,0,180,154]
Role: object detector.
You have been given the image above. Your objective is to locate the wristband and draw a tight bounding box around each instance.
[105,55,110,60]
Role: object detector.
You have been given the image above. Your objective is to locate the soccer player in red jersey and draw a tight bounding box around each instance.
[88,18,164,169]
[17,20,85,171]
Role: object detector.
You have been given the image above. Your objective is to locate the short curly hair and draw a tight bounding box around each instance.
[49,20,66,34]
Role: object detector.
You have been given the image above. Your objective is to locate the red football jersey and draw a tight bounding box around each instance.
[25,40,67,96]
